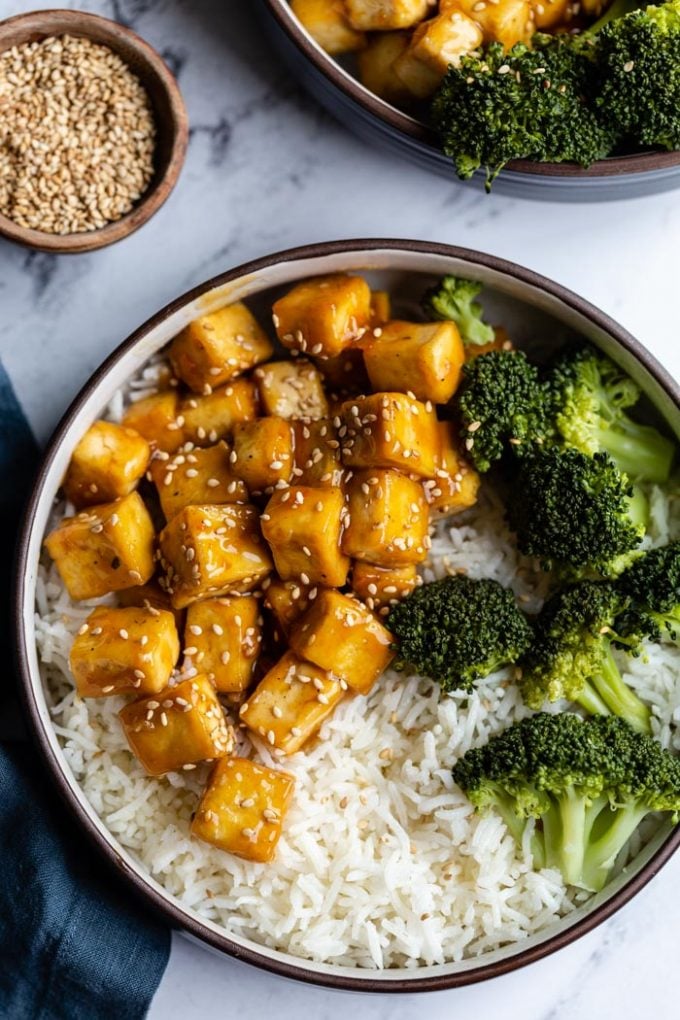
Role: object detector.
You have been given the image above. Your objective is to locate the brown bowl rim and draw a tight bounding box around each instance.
[14,238,680,992]
[263,0,680,180]
[0,9,189,254]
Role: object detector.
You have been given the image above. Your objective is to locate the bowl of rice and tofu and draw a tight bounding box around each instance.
[17,240,680,989]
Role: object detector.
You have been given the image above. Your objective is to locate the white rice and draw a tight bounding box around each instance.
[35,375,680,970]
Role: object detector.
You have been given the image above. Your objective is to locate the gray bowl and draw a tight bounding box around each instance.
[15,240,680,991]
[259,0,680,202]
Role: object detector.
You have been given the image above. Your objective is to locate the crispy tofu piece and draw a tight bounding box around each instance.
[392,44,442,99]
[169,303,273,394]
[262,486,350,586]
[360,319,465,404]
[346,0,431,30]
[317,349,370,396]
[184,596,261,693]
[263,579,318,638]
[342,468,429,566]
[351,561,419,610]
[255,359,329,420]
[232,417,295,494]
[45,491,155,601]
[159,504,272,609]
[424,421,481,517]
[529,0,572,28]
[358,31,412,102]
[291,0,367,53]
[180,379,259,446]
[371,291,392,325]
[465,325,514,361]
[340,391,439,477]
[149,442,248,520]
[273,274,372,360]
[69,605,179,698]
[442,0,534,47]
[191,757,295,863]
[116,580,184,629]
[240,651,345,754]
[292,418,344,487]
[290,589,394,694]
[119,674,232,776]
[406,11,484,75]
[122,392,186,454]
[63,420,150,509]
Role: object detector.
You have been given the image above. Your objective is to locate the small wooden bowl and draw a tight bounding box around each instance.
[0,9,189,253]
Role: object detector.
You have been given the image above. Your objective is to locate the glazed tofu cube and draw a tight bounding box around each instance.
[465,325,514,361]
[180,379,259,446]
[342,468,429,565]
[44,491,156,601]
[317,349,370,396]
[255,360,329,420]
[63,420,150,509]
[149,442,248,520]
[424,421,481,517]
[159,504,272,609]
[351,561,419,610]
[290,589,394,695]
[529,0,571,26]
[262,486,349,587]
[69,605,179,697]
[370,291,392,325]
[263,579,318,638]
[406,11,483,75]
[240,651,345,754]
[357,31,412,103]
[291,0,366,53]
[392,44,442,99]
[191,757,295,863]
[184,596,261,693]
[443,0,533,47]
[232,417,295,494]
[117,580,184,629]
[119,674,232,775]
[340,392,439,478]
[361,319,465,404]
[346,0,431,30]
[122,392,186,453]
[273,274,372,359]
[292,419,344,488]
[170,303,273,394]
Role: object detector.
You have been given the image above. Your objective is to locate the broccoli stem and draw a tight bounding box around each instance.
[545,789,589,886]
[586,0,642,34]
[594,421,674,484]
[575,683,612,717]
[590,644,651,734]
[492,792,530,846]
[581,802,651,892]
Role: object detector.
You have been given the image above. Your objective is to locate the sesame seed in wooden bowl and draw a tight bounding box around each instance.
[0,9,189,254]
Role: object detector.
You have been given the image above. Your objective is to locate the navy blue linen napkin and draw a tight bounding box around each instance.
[0,361,170,1020]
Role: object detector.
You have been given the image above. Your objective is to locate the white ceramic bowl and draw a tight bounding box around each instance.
[15,239,680,992]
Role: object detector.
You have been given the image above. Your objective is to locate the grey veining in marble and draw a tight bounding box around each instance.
[1,1,678,1017]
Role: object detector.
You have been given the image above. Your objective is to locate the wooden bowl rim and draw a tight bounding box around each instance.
[263,0,680,181]
[0,8,189,254]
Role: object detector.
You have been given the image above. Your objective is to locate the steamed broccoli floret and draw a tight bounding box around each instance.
[508,445,647,576]
[454,350,549,472]
[549,346,675,484]
[519,581,651,733]
[596,0,680,152]
[431,35,611,190]
[617,542,680,642]
[421,275,495,348]
[452,713,680,891]
[387,575,532,691]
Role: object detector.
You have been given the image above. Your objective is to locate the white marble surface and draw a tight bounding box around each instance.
[2,1,679,1016]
